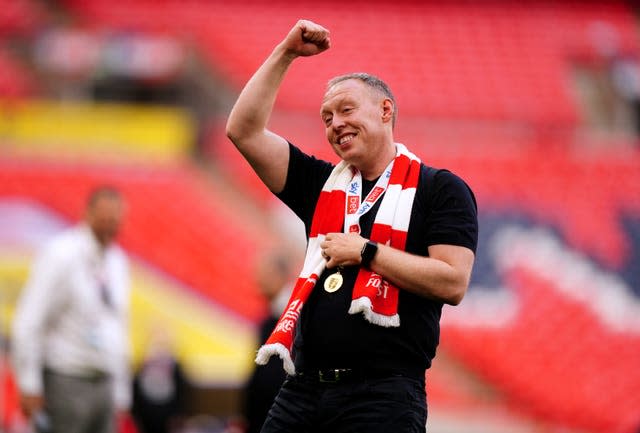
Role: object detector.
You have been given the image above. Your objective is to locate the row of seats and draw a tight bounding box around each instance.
[62,0,639,124]
[442,268,640,432]
[0,0,46,37]
[0,0,46,98]
[0,48,36,99]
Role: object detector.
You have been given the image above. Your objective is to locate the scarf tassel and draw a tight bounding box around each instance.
[349,297,400,327]
[256,342,296,375]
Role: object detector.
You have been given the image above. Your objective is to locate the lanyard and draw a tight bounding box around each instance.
[344,160,394,234]
[92,257,113,309]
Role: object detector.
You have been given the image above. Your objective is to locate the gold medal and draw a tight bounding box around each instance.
[323,271,343,293]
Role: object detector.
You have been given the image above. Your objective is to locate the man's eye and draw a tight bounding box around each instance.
[323,117,332,125]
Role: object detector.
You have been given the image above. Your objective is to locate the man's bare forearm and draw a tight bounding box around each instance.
[226,43,295,145]
[225,20,330,192]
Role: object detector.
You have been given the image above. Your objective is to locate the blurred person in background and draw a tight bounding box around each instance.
[132,326,188,433]
[226,19,477,433]
[11,186,131,433]
[241,250,293,433]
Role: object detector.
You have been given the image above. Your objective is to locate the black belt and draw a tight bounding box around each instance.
[296,367,421,383]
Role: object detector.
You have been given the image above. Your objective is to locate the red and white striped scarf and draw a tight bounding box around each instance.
[256,143,421,374]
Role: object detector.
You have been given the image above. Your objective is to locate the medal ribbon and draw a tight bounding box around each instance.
[344,160,394,234]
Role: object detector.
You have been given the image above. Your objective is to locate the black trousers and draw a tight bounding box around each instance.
[260,373,427,433]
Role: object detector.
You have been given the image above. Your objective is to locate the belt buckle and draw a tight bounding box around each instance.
[319,369,346,383]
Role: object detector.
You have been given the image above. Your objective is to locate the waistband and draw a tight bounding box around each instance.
[44,367,111,383]
[295,367,424,384]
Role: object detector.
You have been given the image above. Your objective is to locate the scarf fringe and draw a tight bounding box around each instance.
[349,297,400,328]
[255,342,296,375]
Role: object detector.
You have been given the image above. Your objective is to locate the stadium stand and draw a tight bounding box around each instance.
[0,0,47,37]
[0,48,37,99]
[0,157,274,322]
[2,1,640,432]
[62,0,638,122]
[0,0,45,98]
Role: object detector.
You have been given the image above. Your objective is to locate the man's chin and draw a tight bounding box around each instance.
[98,233,118,246]
[334,146,354,161]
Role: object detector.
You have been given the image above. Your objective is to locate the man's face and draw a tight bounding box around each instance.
[86,196,125,247]
[320,79,389,165]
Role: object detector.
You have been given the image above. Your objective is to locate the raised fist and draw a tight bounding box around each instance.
[281,19,331,57]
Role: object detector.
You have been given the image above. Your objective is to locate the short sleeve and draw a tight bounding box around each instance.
[425,169,478,253]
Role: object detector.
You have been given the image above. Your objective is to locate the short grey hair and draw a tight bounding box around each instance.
[327,72,397,127]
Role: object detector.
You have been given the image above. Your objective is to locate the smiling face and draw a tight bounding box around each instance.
[320,78,396,178]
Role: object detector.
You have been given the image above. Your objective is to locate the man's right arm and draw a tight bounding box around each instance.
[225,20,330,194]
[12,243,64,418]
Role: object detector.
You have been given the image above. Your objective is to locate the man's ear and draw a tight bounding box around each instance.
[381,98,394,124]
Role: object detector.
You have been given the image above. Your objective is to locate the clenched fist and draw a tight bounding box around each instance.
[281,19,331,58]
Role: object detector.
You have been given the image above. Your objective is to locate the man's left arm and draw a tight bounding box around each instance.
[367,243,474,305]
[322,235,474,305]
[321,170,477,305]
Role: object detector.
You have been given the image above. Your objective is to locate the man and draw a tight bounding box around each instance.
[12,186,131,433]
[226,20,478,433]
[132,326,188,433]
[242,250,293,433]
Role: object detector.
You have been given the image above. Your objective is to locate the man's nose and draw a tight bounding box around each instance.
[332,114,346,130]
